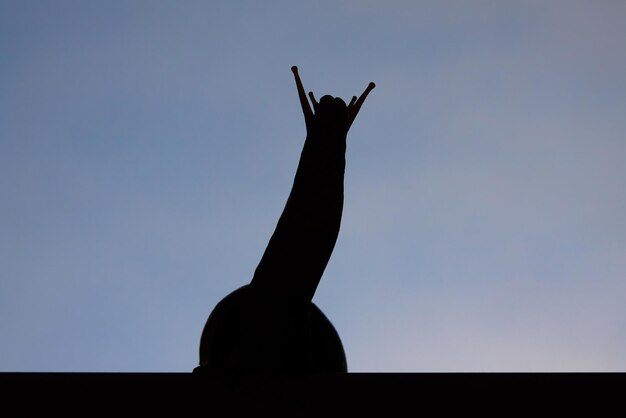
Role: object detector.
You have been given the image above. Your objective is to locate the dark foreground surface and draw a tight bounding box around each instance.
[1,372,623,414]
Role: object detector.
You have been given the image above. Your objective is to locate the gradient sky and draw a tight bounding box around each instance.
[1,1,625,372]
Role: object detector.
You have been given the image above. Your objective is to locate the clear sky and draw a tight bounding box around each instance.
[1,1,625,372]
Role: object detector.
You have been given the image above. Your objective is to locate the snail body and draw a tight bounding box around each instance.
[197,67,374,373]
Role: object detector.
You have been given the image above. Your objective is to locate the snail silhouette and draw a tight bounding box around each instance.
[196,67,375,373]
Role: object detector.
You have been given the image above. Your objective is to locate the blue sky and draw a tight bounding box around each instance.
[1,1,625,371]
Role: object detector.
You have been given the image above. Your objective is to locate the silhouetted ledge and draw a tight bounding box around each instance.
[1,372,622,413]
